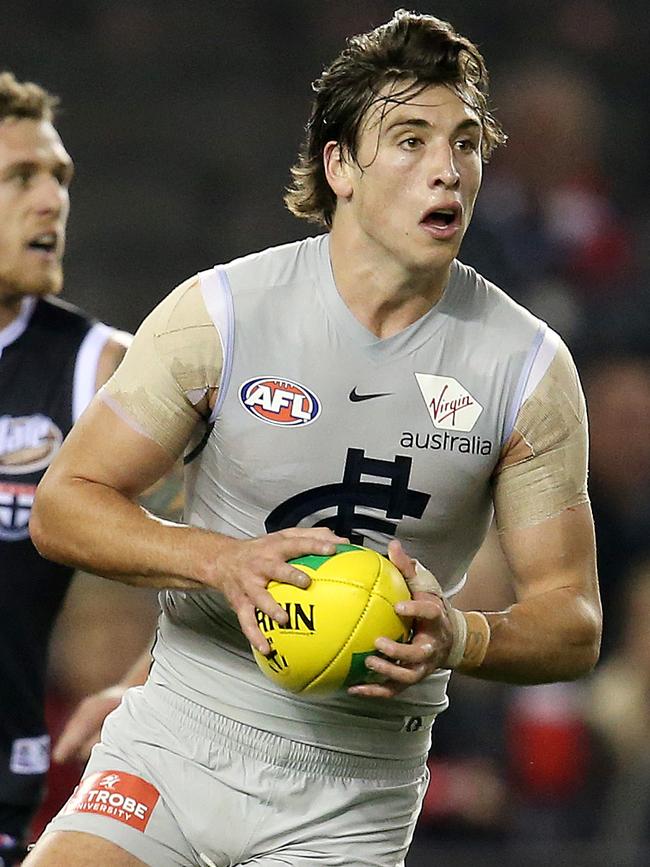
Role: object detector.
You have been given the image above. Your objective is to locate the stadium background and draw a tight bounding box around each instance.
[3,1,649,864]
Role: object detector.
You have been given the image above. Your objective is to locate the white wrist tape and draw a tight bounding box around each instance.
[409,561,489,670]
[445,608,469,669]
[410,559,445,594]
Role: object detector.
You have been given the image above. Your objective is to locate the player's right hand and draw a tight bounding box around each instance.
[196,527,347,654]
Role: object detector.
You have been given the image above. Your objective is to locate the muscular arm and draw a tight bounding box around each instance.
[30,401,204,588]
[474,336,601,681]
[462,501,600,682]
[30,278,344,652]
[51,325,188,762]
[351,337,602,696]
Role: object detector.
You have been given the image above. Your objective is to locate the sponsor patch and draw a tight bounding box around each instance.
[400,430,493,455]
[63,770,160,832]
[415,374,483,432]
[239,376,321,427]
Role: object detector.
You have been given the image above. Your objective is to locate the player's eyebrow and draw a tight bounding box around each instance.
[384,117,430,133]
[384,116,482,135]
[0,159,36,180]
[454,118,482,135]
[2,158,74,183]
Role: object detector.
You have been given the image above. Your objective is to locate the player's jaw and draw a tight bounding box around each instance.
[0,227,65,299]
[25,226,64,284]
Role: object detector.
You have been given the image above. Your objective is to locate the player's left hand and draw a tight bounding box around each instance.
[347,540,454,699]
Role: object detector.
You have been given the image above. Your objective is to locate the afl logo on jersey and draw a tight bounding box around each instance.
[239,377,321,427]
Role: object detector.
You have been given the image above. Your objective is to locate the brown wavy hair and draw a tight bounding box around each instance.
[285,9,506,228]
[0,71,58,122]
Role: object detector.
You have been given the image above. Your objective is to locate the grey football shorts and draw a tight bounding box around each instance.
[43,680,429,866]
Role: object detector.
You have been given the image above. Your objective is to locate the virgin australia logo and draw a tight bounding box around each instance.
[414,374,483,432]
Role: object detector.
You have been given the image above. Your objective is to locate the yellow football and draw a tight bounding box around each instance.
[252,544,412,695]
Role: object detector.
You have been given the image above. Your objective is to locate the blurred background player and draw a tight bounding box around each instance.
[0,72,152,865]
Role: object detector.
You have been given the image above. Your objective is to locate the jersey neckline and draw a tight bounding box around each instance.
[312,234,461,359]
[0,295,37,354]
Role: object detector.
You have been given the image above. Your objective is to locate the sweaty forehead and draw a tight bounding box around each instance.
[0,117,71,170]
[363,83,479,133]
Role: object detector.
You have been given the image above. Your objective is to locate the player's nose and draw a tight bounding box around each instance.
[426,145,460,189]
[32,173,68,217]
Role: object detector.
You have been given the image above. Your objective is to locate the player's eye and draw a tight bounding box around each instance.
[399,136,422,150]
[54,167,73,187]
[455,137,479,153]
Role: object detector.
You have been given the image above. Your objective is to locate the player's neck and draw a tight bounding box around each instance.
[328,226,451,339]
[0,293,23,331]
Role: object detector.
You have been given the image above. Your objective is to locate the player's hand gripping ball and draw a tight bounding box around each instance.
[252,544,412,695]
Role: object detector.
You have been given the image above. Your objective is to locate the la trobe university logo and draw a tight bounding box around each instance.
[63,771,160,833]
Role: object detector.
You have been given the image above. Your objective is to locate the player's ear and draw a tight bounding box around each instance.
[323,142,353,199]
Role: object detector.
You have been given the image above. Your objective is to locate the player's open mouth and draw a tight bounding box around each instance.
[26,232,59,258]
[420,203,462,239]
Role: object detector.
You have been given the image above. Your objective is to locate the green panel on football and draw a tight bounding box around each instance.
[342,637,410,689]
[343,650,375,687]
[289,544,363,571]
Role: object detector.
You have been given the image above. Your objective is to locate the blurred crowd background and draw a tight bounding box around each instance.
[3,0,649,864]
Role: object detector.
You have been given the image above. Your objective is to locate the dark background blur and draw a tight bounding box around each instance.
[4,0,648,337]
[4,1,650,864]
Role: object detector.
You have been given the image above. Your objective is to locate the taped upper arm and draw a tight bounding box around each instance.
[100,275,223,458]
[493,338,589,533]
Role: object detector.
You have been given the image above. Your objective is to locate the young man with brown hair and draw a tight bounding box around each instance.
[26,10,601,866]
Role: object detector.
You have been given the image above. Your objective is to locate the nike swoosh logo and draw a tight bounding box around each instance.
[349,387,393,402]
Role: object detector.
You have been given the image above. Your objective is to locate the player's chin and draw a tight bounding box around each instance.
[42,271,64,295]
[23,271,63,297]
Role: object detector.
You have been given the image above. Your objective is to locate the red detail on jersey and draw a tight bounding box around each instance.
[62,770,160,832]
[0,481,36,496]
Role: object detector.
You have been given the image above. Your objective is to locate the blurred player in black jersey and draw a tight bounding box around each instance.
[0,72,149,865]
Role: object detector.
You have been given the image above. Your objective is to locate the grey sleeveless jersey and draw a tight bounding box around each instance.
[152,234,546,759]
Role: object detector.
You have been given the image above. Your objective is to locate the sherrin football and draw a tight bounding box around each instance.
[252,544,413,695]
